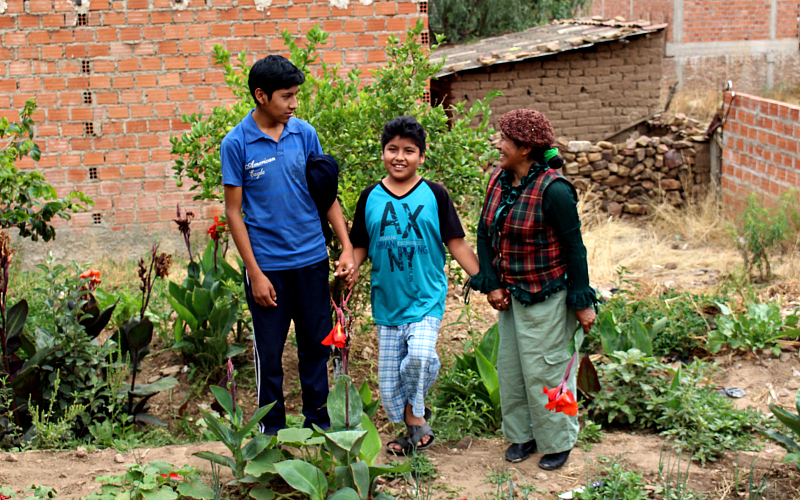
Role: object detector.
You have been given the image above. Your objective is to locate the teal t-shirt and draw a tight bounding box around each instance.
[350,178,465,326]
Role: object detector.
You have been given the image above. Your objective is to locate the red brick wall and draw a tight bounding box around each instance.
[590,0,799,44]
[721,91,800,212]
[0,0,427,236]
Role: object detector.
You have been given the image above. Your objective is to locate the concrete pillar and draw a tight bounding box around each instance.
[673,0,684,87]
[766,0,778,88]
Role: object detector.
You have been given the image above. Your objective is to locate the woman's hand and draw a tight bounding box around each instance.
[487,288,511,311]
[575,307,596,334]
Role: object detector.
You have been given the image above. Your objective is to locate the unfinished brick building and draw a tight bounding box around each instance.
[0,0,428,257]
[590,0,800,97]
[430,21,667,141]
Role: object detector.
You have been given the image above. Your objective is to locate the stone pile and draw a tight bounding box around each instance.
[485,112,712,217]
[556,133,707,217]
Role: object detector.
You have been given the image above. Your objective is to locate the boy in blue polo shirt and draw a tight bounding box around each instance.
[349,115,479,454]
[222,55,355,435]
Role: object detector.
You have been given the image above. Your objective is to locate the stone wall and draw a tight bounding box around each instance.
[431,30,664,142]
[721,91,800,213]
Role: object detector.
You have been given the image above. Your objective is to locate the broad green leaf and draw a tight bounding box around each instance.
[323,430,368,464]
[274,460,328,500]
[478,322,499,365]
[191,287,213,322]
[277,427,314,446]
[475,349,499,400]
[245,448,282,476]
[357,413,382,466]
[328,488,360,500]
[249,486,276,500]
[210,385,235,418]
[242,434,271,461]
[235,402,274,443]
[177,479,216,500]
[168,297,199,331]
[328,375,364,431]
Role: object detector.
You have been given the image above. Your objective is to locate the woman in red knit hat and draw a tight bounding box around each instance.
[469,109,596,470]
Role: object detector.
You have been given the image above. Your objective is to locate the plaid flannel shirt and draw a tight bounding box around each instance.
[479,166,568,295]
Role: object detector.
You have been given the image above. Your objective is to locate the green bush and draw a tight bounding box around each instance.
[576,463,648,500]
[430,0,590,45]
[171,22,498,222]
[432,323,501,441]
[0,98,92,241]
[708,301,799,356]
[589,350,768,463]
[732,190,799,279]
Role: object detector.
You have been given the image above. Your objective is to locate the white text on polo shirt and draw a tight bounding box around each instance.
[246,157,276,170]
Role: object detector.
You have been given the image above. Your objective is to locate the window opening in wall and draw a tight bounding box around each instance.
[81,60,91,73]
[423,90,431,104]
[88,167,98,180]
[419,1,428,13]
[92,213,102,225]
[77,13,88,26]
[83,91,92,104]
[84,122,94,135]
[420,31,430,45]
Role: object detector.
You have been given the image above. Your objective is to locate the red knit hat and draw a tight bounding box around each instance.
[498,109,554,148]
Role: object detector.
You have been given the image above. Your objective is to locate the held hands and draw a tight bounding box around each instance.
[250,272,278,308]
[333,248,357,289]
[487,288,511,311]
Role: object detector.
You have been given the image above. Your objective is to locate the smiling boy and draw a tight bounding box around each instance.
[349,115,479,455]
[221,55,355,436]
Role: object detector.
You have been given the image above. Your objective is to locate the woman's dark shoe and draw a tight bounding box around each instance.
[504,439,537,463]
[538,449,571,470]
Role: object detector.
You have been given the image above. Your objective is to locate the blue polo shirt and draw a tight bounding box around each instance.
[221,110,327,271]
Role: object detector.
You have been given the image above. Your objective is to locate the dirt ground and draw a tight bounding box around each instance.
[2,217,800,498]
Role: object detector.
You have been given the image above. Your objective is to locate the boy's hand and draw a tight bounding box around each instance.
[333,249,356,284]
[251,272,278,308]
[346,267,360,289]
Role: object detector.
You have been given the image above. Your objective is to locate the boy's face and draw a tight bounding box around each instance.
[382,136,424,183]
[254,85,299,125]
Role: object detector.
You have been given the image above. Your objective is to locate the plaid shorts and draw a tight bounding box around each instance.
[377,316,441,423]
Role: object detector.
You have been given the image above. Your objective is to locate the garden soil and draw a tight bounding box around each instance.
[3,219,800,498]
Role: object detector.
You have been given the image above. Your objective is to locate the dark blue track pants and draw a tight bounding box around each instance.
[244,258,331,434]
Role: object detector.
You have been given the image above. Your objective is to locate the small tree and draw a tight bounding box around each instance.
[732,190,799,279]
[171,21,499,219]
[0,99,93,241]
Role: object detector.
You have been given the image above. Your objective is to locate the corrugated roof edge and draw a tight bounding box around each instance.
[430,19,669,78]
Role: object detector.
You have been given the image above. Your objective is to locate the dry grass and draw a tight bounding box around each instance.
[761,83,800,107]
[665,88,723,124]
[580,194,800,292]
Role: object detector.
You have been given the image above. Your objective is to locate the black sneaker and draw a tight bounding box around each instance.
[504,439,537,463]
[538,449,571,470]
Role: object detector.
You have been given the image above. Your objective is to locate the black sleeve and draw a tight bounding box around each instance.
[423,179,465,242]
[349,183,379,249]
[542,179,597,310]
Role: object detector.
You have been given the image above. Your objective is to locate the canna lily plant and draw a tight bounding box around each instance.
[322,290,353,373]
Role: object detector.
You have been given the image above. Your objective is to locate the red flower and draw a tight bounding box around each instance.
[79,269,102,290]
[160,473,184,481]
[543,386,579,416]
[207,216,227,241]
[543,351,580,416]
[1,495,11,500]
[321,322,346,348]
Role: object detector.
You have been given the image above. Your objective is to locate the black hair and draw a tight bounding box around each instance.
[248,55,305,102]
[381,115,427,155]
[510,140,564,170]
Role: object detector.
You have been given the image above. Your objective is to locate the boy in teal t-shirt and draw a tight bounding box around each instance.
[350,116,479,455]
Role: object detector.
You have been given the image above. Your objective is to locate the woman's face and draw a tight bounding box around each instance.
[497,133,528,170]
